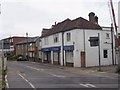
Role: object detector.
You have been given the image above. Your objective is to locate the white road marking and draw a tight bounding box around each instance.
[26,65,66,78]
[86,84,96,87]
[5,75,9,88]
[49,73,66,78]
[19,74,35,88]
[80,84,89,87]
[26,66,40,71]
[80,83,96,88]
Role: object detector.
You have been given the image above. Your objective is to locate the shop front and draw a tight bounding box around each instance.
[64,45,74,67]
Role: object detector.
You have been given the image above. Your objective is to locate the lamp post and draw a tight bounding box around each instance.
[98,33,101,71]
[26,32,29,60]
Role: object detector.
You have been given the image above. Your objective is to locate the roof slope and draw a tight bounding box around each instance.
[41,19,71,37]
[64,17,102,31]
[16,37,39,45]
[41,17,102,37]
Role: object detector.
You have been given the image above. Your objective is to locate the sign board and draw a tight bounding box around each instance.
[88,37,99,47]
[63,45,74,51]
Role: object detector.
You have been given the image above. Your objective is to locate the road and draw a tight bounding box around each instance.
[6,61,119,90]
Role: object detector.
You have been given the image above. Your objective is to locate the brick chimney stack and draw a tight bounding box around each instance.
[88,12,98,24]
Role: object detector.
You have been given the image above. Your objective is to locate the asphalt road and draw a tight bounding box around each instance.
[6,61,119,90]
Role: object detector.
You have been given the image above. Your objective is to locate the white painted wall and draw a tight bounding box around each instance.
[41,28,115,67]
[42,33,62,48]
[84,30,101,67]
[72,28,114,67]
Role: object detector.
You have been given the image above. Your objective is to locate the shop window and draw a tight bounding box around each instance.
[65,51,73,63]
[22,45,24,49]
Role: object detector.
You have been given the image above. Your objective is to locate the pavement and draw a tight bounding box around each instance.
[39,62,119,78]
[64,65,119,78]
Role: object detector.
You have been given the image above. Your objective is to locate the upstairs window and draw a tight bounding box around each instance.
[44,37,48,45]
[53,34,59,43]
[106,33,110,39]
[66,33,71,42]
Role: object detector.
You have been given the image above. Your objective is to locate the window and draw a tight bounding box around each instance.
[26,44,28,49]
[10,38,13,43]
[17,45,20,49]
[53,34,59,43]
[66,33,71,41]
[22,45,24,49]
[30,43,32,46]
[44,37,48,45]
[103,50,108,58]
[106,33,110,39]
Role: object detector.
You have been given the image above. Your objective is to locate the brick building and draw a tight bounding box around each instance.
[0,36,27,55]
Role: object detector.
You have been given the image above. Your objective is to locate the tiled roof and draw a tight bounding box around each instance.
[41,17,102,37]
[41,18,71,37]
[16,37,39,45]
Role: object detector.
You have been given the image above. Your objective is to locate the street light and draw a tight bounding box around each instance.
[26,32,29,60]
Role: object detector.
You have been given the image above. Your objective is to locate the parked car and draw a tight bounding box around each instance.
[17,55,28,61]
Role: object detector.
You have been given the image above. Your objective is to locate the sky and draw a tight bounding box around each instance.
[0,0,119,39]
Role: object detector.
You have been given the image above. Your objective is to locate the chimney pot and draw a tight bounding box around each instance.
[95,16,98,24]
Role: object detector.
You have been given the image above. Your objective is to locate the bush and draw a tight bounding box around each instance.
[7,55,18,61]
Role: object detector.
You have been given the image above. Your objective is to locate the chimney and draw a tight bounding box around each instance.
[88,12,98,24]
[55,22,57,25]
[51,22,57,29]
[95,16,98,24]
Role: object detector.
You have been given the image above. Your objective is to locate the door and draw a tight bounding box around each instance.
[47,52,51,63]
[81,51,86,67]
[53,51,60,65]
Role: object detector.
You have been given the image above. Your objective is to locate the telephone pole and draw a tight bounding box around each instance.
[26,32,29,60]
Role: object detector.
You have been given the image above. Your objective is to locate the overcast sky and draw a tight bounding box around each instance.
[0,0,119,39]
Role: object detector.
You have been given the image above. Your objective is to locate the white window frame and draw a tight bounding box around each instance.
[22,45,24,49]
[53,34,59,43]
[66,32,71,42]
[106,33,110,39]
[44,37,48,45]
